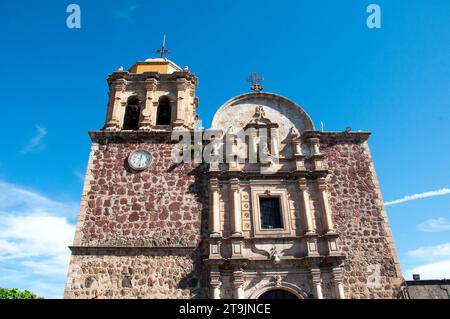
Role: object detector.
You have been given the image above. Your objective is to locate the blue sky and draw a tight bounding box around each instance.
[0,0,449,298]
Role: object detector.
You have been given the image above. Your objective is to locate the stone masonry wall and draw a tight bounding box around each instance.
[66,133,403,299]
[65,138,209,299]
[77,141,208,247]
[65,250,207,299]
[322,139,403,298]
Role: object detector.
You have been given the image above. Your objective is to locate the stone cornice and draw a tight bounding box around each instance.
[207,170,328,181]
[69,246,197,256]
[203,255,346,269]
[107,70,198,87]
[303,131,372,143]
[90,130,371,145]
[89,130,186,144]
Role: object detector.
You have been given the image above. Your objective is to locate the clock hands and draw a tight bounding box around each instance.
[128,150,151,171]
[140,153,146,166]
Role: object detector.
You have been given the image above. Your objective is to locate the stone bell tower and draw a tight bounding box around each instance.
[64,55,209,299]
[103,57,198,132]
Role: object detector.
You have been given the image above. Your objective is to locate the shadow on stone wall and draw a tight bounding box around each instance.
[176,163,210,299]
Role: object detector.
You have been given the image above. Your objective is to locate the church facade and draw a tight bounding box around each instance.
[64,56,403,299]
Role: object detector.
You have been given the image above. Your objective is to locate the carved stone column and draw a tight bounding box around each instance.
[233,270,245,299]
[298,178,315,234]
[230,179,242,236]
[209,179,221,259]
[210,269,222,299]
[247,128,258,164]
[226,129,242,172]
[299,178,319,257]
[104,80,125,131]
[308,137,321,156]
[308,137,325,171]
[332,265,346,299]
[173,79,186,128]
[291,132,306,171]
[209,179,221,236]
[230,178,243,258]
[140,78,157,130]
[270,127,279,157]
[310,267,324,299]
[209,136,221,172]
[317,178,335,234]
[292,133,302,156]
[186,85,196,129]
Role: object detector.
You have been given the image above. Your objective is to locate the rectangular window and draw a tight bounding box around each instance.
[259,197,283,229]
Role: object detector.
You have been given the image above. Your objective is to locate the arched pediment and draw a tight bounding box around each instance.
[211,92,315,135]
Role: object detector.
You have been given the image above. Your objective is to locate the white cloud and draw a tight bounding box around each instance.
[20,125,47,154]
[404,243,450,280]
[384,188,450,206]
[404,259,450,280]
[0,181,75,215]
[0,180,77,299]
[418,218,450,233]
[0,214,74,261]
[407,243,450,262]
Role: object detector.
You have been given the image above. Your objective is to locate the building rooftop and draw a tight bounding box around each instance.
[128,57,182,74]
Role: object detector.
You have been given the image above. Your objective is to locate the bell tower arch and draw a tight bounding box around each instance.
[103,57,199,132]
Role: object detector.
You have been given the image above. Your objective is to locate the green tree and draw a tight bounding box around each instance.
[0,288,41,299]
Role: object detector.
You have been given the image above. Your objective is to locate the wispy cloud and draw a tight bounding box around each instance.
[0,180,77,298]
[407,243,450,261]
[404,242,450,280]
[418,218,450,233]
[384,188,450,206]
[20,125,47,154]
[112,4,139,22]
[404,259,450,280]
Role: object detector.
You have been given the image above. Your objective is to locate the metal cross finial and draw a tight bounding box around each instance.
[247,72,264,92]
[156,34,170,58]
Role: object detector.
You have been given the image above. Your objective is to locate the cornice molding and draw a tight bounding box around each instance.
[303,131,372,143]
[69,246,197,256]
[108,70,198,87]
[89,130,189,144]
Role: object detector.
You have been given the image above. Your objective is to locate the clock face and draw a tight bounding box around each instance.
[128,150,152,171]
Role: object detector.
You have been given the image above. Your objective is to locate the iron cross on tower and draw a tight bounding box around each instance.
[156,34,170,58]
[247,72,264,92]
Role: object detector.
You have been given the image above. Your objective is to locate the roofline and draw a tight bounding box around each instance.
[405,279,450,286]
[211,91,316,131]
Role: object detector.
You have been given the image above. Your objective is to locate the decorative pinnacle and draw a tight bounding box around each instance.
[247,72,264,92]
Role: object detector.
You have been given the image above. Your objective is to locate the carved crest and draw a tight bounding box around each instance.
[271,275,282,287]
[252,106,271,124]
